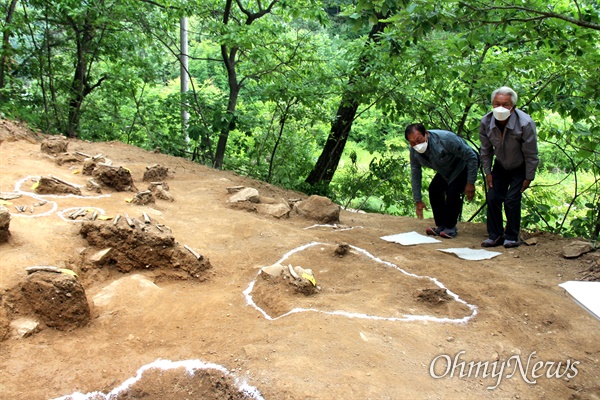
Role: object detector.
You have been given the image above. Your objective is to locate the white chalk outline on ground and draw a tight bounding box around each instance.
[51,359,265,400]
[244,241,478,323]
[304,223,363,232]
[9,175,110,220]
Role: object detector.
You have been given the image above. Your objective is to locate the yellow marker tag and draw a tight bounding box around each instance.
[0,200,12,206]
[59,268,78,277]
[125,198,132,203]
[98,215,112,221]
[31,182,39,190]
[302,273,316,286]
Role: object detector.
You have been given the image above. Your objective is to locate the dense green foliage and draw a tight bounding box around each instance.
[1,0,598,239]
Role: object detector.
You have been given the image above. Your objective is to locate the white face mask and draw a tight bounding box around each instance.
[413,141,428,154]
[492,106,512,121]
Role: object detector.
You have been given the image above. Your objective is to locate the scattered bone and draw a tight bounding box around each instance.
[89,211,98,220]
[184,244,203,261]
[113,214,121,226]
[76,151,92,158]
[68,208,87,220]
[287,264,300,280]
[143,212,151,224]
[25,266,62,274]
[124,213,135,228]
[86,178,102,193]
[0,192,21,200]
[35,175,81,195]
[155,224,163,232]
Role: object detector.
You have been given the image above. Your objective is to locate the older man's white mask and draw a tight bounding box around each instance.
[492,106,512,121]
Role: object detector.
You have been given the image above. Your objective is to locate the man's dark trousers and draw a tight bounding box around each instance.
[428,166,468,229]
[486,162,526,242]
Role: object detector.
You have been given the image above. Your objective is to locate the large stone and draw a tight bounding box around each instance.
[256,202,291,219]
[228,187,260,203]
[21,271,91,331]
[0,205,10,243]
[562,241,595,259]
[293,195,340,223]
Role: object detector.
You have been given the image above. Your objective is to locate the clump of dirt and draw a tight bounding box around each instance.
[334,243,349,257]
[131,190,155,205]
[143,164,169,182]
[0,205,10,242]
[19,270,91,331]
[417,288,452,305]
[40,136,68,154]
[68,365,261,400]
[35,176,82,195]
[92,164,137,192]
[79,219,211,280]
[148,182,174,201]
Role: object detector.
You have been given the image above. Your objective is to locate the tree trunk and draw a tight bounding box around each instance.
[305,21,387,187]
[213,44,240,169]
[0,0,19,95]
[594,202,600,239]
[305,97,359,186]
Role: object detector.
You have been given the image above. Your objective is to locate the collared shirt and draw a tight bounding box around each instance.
[410,129,479,202]
[479,109,539,180]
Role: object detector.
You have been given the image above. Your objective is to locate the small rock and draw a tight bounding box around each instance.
[10,318,40,338]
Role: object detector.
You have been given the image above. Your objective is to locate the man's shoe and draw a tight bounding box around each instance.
[481,236,505,248]
[503,239,520,248]
[440,227,458,239]
[426,226,444,236]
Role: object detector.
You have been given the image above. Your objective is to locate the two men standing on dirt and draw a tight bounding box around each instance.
[406,86,539,248]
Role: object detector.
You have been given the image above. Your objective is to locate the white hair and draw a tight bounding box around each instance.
[491,86,518,106]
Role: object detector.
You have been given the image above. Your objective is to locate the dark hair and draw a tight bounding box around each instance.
[404,123,426,140]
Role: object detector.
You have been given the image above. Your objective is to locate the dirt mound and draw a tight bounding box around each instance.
[79,219,211,280]
[21,270,91,331]
[0,119,44,144]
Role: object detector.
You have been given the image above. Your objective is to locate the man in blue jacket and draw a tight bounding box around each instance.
[405,123,479,238]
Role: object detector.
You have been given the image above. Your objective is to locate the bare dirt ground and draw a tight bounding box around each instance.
[0,118,599,400]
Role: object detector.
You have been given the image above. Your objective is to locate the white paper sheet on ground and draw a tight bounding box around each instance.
[380,231,441,246]
[559,281,600,321]
[437,247,502,261]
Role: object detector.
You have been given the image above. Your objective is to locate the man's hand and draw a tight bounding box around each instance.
[486,174,493,189]
[415,201,427,219]
[521,179,531,193]
[465,183,475,201]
